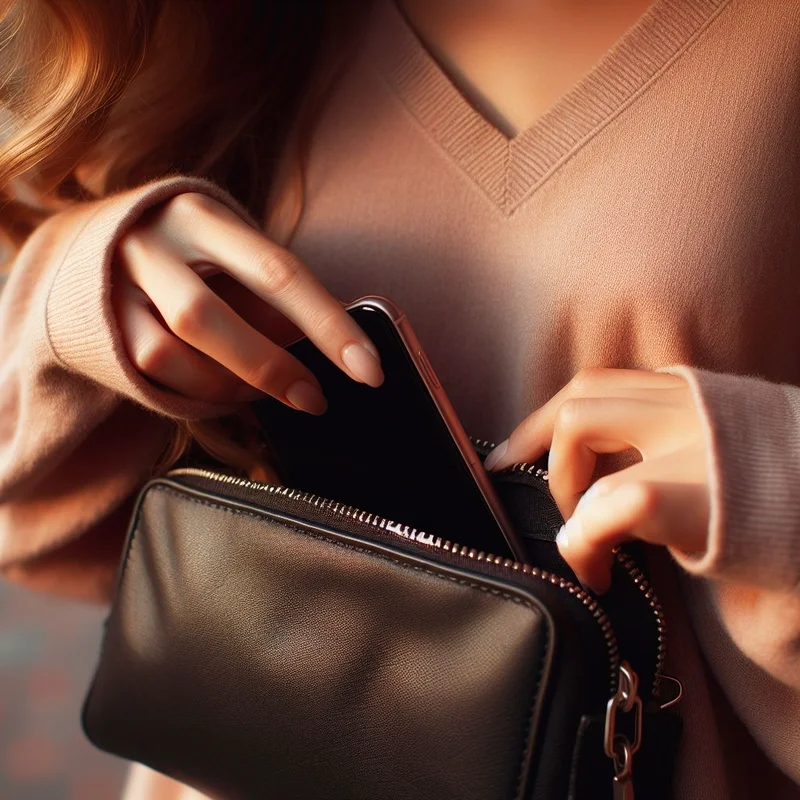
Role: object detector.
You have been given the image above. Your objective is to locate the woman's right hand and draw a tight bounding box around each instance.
[111,192,384,413]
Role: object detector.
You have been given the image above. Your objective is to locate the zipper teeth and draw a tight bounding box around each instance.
[169,467,618,693]
[471,438,549,481]
[472,437,668,697]
[473,437,667,694]
[504,462,549,481]
[615,550,667,696]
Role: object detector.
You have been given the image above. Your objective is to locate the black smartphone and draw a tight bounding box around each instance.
[252,296,525,560]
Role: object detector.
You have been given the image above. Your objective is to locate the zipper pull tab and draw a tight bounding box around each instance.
[605,661,641,800]
[611,738,635,800]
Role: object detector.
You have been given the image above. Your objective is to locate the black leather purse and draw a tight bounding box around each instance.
[81,440,682,800]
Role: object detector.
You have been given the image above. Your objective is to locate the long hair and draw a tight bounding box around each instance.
[0,0,365,480]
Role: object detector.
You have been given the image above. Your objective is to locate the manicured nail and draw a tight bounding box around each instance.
[342,342,384,387]
[363,340,381,360]
[285,380,328,415]
[484,439,509,471]
[559,514,583,550]
[556,524,569,551]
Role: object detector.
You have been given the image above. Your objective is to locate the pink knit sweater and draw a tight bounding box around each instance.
[1,0,798,796]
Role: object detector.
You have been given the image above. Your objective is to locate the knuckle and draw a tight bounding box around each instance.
[252,248,302,296]
[626,482,659,516]
[241,359,282,393]
[554,397,588,432]
[165,192,217,224]
[570,366,607,395]
[306,304,342,340]
[166,293,215,341]
[132,336,171,377]
[116,229,149,264]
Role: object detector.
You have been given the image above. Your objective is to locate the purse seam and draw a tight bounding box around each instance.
[81,484,147,741]
[117,484,550,799]
[514,616,549,800]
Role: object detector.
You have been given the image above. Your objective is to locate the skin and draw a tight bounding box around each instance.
[398,0,655,135]
[113,192,385,415]
[116,0,710,607]
[483,368,710,594]
[395,0,711,593]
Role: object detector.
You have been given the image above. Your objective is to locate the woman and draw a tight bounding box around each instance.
[0,0,797,798]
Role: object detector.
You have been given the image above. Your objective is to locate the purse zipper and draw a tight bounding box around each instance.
[168,466,620,693]
[167,464,649,797]
[471,438,667,698]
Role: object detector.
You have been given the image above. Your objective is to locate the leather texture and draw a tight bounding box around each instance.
[83,482,554,800]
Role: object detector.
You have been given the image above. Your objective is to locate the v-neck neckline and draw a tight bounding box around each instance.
[366,0,731,215]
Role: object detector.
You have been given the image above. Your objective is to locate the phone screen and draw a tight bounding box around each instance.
[252,303,516,558]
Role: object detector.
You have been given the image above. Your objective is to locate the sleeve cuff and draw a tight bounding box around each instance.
[657,364,800,590]
[45,174,258,420]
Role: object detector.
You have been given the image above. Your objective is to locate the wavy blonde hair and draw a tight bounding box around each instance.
[0,0,365,480]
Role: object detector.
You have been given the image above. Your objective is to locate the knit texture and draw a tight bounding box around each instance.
[46,175,259,420]
[370,0,731,212]
[0,0,799,796]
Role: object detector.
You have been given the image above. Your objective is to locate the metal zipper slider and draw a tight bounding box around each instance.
[605,661,641,800]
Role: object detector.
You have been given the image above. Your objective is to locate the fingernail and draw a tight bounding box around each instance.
[560,513,584,549]
[484,439,509,471]
[285,380,328,415]
[342,342,384,387]
[556,524,569,551]
[363,340,381,360]
[558,512,582,546]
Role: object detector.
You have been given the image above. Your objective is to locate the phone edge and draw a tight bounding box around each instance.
[346,295,528,562]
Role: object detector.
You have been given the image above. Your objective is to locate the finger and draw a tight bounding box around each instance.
[204,271,303,346]
[547,396,675,518]
[485,368,687,471]
[125,244,328,414]
[117,284,264,403]
[161,194,384,387]
[557,474,710,594]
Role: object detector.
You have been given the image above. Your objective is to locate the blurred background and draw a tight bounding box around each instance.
[0,580,127,799]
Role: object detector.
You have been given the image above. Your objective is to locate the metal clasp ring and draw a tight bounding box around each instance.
[604,662,643,761]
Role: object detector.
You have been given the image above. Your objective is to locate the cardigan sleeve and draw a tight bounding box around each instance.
[0,174,257,601]
[658,364,800,690]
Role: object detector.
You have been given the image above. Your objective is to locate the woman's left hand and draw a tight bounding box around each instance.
[484,368,711,593]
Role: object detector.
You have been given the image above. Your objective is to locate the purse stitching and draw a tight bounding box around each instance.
[116,484,550,799]
[514,616,549,800]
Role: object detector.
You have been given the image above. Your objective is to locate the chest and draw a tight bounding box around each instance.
[287,0,800,436]
[396,0,657,136]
